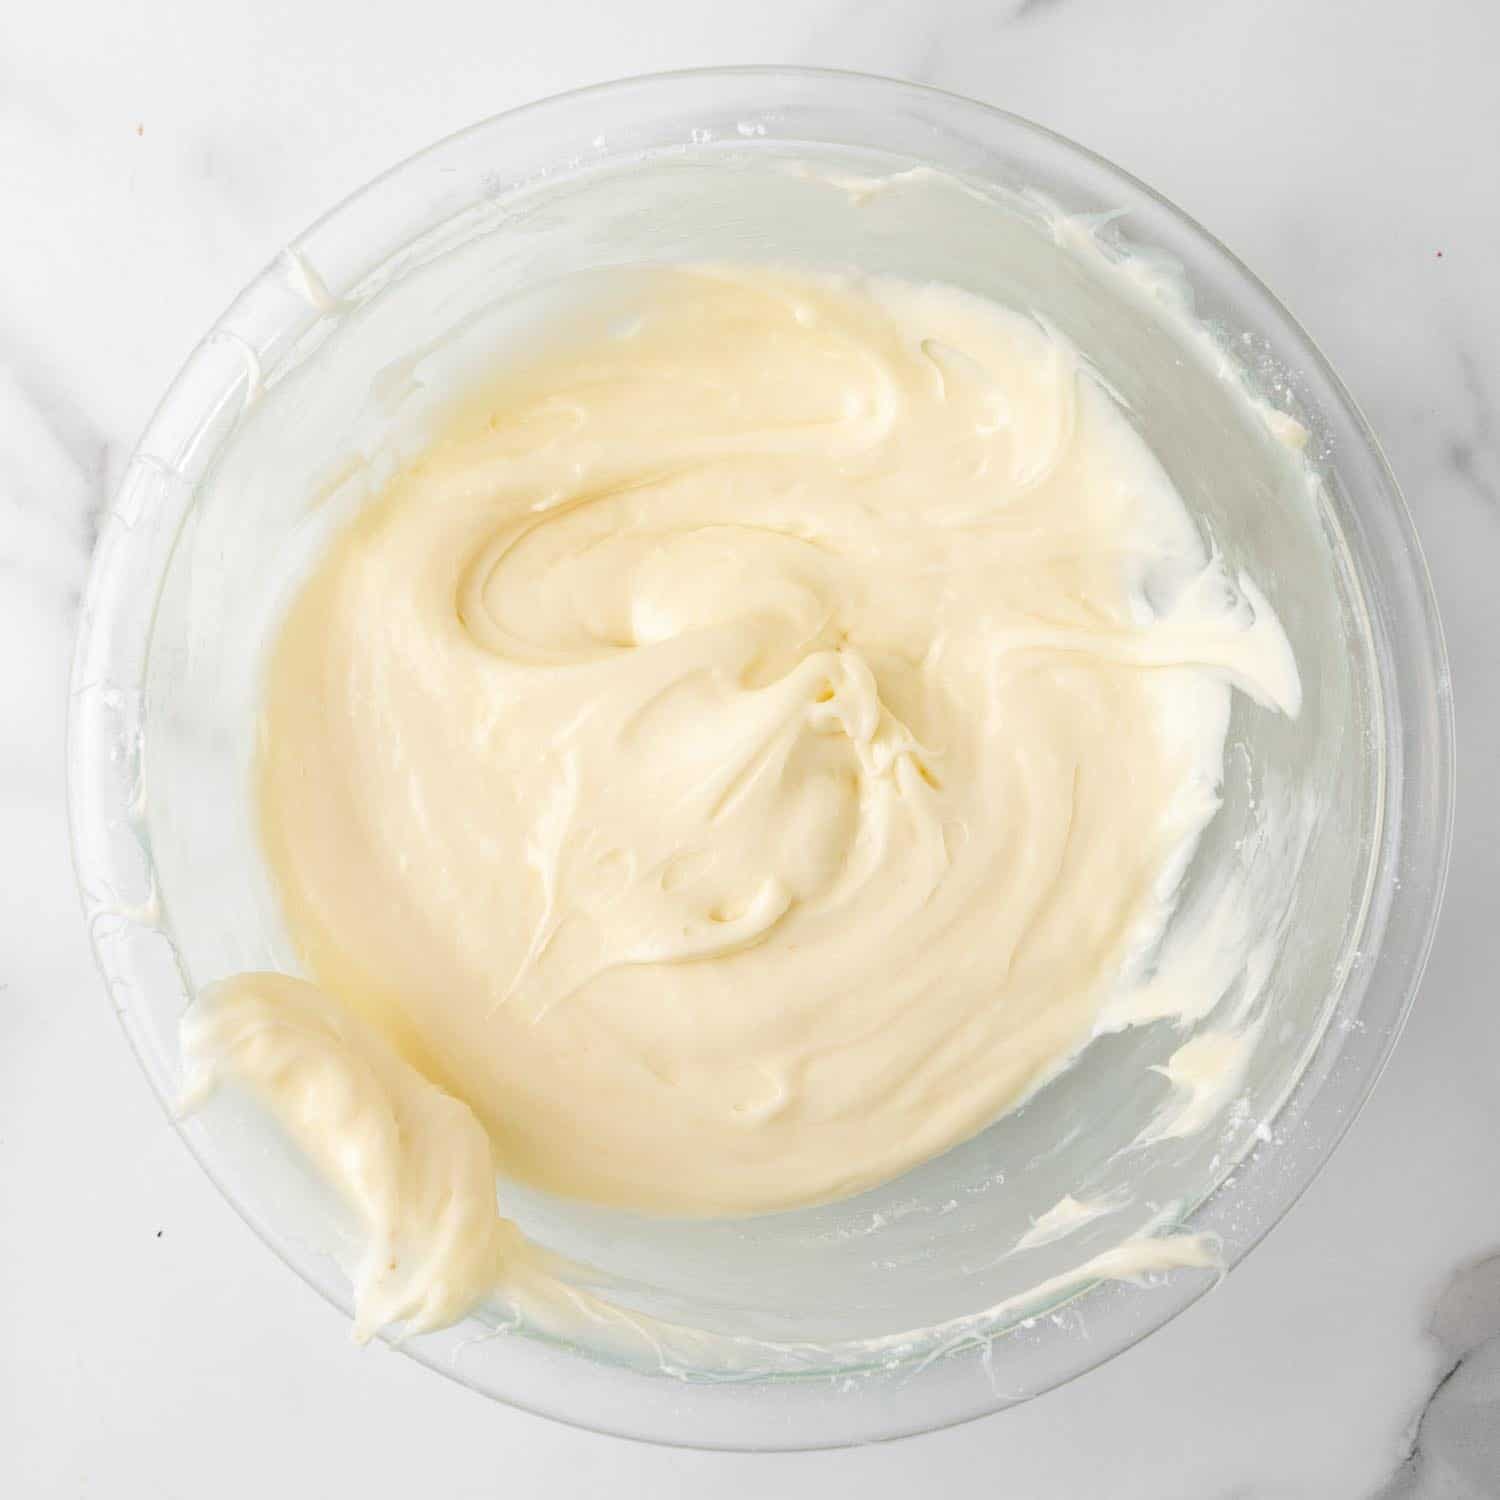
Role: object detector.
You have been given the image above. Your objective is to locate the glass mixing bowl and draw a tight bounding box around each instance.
[69,68,1453,1449]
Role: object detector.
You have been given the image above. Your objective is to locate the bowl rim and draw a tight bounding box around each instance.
[68,64,1455,1450]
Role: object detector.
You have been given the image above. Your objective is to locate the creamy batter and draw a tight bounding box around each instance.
[187,263,1298,1339]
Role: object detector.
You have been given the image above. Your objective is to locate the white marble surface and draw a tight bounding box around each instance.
[3,1,1498,1494]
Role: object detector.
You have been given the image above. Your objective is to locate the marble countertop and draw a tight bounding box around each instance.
[3,1,1498,1494]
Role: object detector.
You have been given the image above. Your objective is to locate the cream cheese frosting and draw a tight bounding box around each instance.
[185,262,1298,1341]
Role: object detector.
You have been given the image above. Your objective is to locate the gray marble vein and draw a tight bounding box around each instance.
[1374,1254,1500,1498]
[0,318,115,620]
[1447,349,1499,511]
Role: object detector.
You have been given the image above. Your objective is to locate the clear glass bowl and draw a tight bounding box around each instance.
[68,68,1453,1449]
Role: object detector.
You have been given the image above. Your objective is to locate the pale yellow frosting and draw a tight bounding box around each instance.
[187,264,1298,1338]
